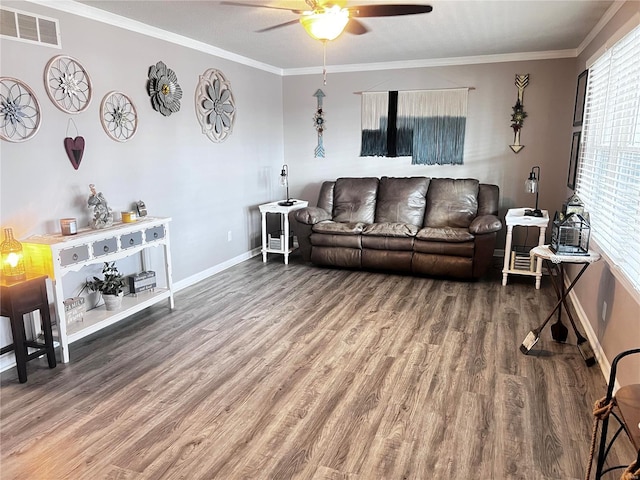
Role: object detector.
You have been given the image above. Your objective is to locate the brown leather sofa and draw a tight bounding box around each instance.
[291,177,502,279]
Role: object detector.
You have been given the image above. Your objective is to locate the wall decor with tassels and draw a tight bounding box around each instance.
[359,88,469,165]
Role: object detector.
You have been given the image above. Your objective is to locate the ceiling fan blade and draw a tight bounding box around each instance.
[221,1,305,14]
[255,19,301,33]
[349,4,433,17]
[344,18,369,35]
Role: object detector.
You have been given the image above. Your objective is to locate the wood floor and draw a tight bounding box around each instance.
[0,255,634,479]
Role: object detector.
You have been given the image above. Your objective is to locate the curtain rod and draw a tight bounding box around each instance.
[353,86,475,94]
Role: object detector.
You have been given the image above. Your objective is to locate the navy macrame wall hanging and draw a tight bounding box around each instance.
[360,88,468,165]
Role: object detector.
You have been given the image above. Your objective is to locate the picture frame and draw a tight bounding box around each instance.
[573,69,588,127]
[567,131,581,190]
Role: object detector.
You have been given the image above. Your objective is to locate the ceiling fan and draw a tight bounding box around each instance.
[221,1,433,41]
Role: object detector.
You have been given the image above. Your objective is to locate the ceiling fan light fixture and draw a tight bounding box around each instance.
[300,6,349,41]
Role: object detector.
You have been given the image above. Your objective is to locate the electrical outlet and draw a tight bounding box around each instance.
[601,301,607,323]
[227,230,232,242]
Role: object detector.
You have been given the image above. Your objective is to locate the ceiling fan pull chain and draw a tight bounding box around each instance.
[323,40,327,85]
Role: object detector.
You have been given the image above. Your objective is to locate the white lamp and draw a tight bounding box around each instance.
[300,5,349,41]
[524,166,542,217]
[278,165,295,206]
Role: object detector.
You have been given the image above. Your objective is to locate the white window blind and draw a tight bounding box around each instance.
[576,24,640,293]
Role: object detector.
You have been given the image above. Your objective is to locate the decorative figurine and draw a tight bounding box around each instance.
[88,183,113,229]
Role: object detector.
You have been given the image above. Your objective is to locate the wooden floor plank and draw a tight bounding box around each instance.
[1,256,635,479]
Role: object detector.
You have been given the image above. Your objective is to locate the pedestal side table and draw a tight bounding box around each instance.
[259,200,308,264]
[502,208,550,289]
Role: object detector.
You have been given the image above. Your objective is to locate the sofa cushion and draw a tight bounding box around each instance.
[312,221,365,235]
[374,176,429,225]
[310,233,361,249]
[469,215,502,235]
[413,239,474,257]
[333,177,379,223]
[317,181,335,214]
[423,178,479,228]
[362,236,414,251]
[416,227,474,242]
[294,207,332,225]
[362,222,419,237]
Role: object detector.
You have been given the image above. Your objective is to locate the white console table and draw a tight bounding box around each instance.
[22,216,174,363]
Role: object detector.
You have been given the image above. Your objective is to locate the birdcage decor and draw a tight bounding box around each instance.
[550,211,591,255]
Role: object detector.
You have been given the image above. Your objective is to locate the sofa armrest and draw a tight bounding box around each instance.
[293,207,332,225]
[469,214,502,235]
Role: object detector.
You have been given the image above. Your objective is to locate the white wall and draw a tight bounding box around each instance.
[282,59,577,249]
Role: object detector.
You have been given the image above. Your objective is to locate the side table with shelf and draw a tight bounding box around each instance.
[259,200,308,265]
[502,208,549,289]
[22,216,174,363]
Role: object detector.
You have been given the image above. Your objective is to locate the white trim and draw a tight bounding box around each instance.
[283,49,577,76]
[576,0,626,56]
[585,11,640,67]
[0,247,261,374]
[564,271,620,393]
[173,247,261,292]
[26,0,283,75]
[28,0,579,76]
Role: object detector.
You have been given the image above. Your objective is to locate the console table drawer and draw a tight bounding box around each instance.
[145,226,165,242]
[60,245,90,266]
[92,237,118,257]
[121,231,143,249]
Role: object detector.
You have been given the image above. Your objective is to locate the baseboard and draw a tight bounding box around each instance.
[173,247,262,292]
[1,247,262,375]
[563,271,617,392]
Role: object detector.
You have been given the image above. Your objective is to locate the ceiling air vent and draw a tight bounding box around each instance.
[0,7,60,48]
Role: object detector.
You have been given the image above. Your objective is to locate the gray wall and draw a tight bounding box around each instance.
[0,1,284,285]
[282,60,576,254]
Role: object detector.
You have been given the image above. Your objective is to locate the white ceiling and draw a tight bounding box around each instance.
[72,0,616,71]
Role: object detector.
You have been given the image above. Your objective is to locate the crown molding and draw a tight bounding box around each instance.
[282,49,578,76]
[577,0,626,56]
[26,0,284,75]
[27,0,578,78]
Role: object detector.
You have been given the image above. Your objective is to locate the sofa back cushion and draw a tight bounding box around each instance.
[374,177,430,226]
[317,181,335,213]
[424,178,479,228]
[333,177,379,223]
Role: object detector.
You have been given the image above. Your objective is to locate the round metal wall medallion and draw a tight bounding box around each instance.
[0,77,41,142]
[44,55,92,113]
[195,68,236,143]
[100,91,138,142]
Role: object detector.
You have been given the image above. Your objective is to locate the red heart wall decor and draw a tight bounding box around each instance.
[64,136,85,170]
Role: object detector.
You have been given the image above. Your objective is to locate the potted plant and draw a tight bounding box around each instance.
[86,262,127,310]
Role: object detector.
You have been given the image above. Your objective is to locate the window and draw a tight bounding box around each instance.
[576,24,640,293]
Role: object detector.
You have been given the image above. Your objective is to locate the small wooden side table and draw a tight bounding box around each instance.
[259,200,308,265]
[0,275,57,383]
[502,208,550,289]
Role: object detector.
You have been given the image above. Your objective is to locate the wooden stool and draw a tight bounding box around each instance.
[0,275,57,383]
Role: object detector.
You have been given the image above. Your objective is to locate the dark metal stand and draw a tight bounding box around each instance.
[520,254,596,366]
